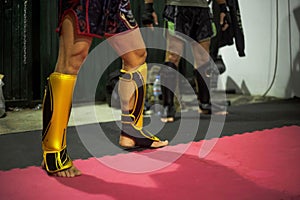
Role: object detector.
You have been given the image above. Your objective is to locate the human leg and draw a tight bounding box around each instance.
[108,29,168,148]
[192,40,227,115]
[42,14,92,177]
[160,32,184,123]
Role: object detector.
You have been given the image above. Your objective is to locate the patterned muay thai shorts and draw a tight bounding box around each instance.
[57,0,138,38]
[163,5,214,42]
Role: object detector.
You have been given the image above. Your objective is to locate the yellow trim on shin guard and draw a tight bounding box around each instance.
[42,72,76,173]
[120,63,147,128]
[119,63,160,145]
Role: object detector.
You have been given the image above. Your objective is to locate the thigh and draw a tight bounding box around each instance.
[56,14,93,74]
[165,31,185,66]
[57,0,138,37]
[191,39,211,67]
[108,28,147,70]
[163,5,213,43]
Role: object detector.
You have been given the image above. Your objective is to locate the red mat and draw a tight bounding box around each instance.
[1,126,300,200]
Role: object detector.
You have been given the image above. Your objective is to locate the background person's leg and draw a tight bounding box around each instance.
[192,40,227,115]
[192,40,211,113]
[161,33,185,122]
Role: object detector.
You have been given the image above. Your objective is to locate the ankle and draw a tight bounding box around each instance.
[119,135,135,148]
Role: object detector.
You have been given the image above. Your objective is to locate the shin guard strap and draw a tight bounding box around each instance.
[121,114,160,141]
[43,147,73,173]
[121,122,160,147]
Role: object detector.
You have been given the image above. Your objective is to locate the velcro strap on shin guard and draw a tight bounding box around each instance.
[43,147,73,173]
[121,120,160,147]
[121,113,160,141]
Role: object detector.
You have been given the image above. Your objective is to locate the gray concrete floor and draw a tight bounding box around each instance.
[0,94,278,135]
[0,103,122,135]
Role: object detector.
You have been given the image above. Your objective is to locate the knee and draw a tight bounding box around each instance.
[195,54,210,68]
[123,48,147,68]
[133,48,147,66]
[166,52,180,66]
[136,48,147,57]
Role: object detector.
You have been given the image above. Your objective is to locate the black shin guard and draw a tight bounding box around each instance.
[160,62,177,118]
[194,62,212,113]
[194,61,223,113]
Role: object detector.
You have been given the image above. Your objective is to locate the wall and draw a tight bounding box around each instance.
[0,0,33,105]
[218,0,300,98]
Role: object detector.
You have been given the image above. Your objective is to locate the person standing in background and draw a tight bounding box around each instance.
[142,0,230,123]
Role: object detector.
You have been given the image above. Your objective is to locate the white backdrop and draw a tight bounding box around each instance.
[218,0,300,98]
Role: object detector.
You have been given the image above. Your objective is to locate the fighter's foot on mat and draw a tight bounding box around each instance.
[41,161,81,178]
[161,117,174,123]
[119,135,169,148]
[198,108,228,116]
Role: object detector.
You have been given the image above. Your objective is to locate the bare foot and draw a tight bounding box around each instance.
[198,108,210,114]
[161,117,174,123]
[198,108,228,115]
[41,161,81,178]
[150,140,169,148]
[214,111,228,115]
[119,135,169,148]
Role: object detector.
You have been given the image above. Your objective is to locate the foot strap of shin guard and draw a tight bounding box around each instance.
[43,147,73,173]
[121,114,160,147]
[120,64,161,147]
[121,128,160,147]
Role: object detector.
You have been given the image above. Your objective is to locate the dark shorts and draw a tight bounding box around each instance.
[57,0,138,38]
[163,5,213,42]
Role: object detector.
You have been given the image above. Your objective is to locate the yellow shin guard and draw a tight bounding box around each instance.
[119,63,160,147]
[42,72,76,173]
